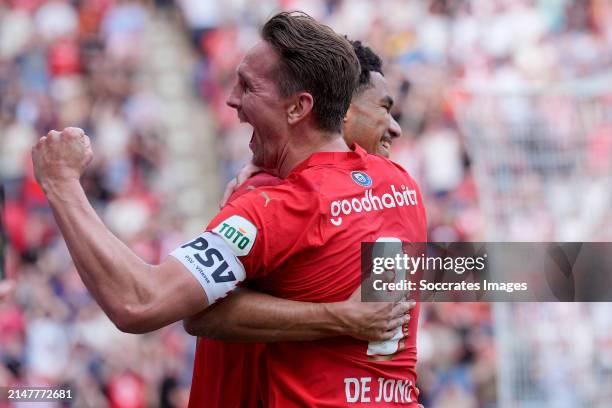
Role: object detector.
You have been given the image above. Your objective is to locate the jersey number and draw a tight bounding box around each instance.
[367,237,407,358]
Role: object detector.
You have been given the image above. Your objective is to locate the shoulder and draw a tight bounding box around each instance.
[227,172,284,203]
[366,154,421,187]
[217,176,321,233]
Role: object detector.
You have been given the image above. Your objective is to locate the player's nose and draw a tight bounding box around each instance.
[388,115,402,139]
[226,85,241,110]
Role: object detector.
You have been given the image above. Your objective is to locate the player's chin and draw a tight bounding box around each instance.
[377,137,392,158]
[376,145,391,158]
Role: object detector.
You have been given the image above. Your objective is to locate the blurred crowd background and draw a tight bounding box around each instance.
[1,0,611,407]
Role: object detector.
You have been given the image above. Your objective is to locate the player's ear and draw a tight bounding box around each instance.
[287,92,314,125]
[344,103,354,123]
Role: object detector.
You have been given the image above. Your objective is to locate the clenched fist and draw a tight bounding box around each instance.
[31,127,93,189]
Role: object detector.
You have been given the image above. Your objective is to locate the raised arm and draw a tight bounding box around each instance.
[183,286,414,342]
[32,128,210,333]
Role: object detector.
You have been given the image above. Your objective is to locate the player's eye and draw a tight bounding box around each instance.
[241,80,251,93]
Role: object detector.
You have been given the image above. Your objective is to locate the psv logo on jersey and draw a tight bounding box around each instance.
[351,171,373,187]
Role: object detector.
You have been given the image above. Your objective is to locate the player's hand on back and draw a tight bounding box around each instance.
[31,127,93,189]
[220,161,262,208]
[334,285,415,342]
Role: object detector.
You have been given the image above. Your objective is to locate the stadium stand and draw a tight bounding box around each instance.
[1,1,610,406]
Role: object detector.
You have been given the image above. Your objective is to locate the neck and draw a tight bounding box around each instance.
[274,131,350,178]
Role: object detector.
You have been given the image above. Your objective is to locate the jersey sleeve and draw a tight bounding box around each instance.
[206,185,320,279]
[168,180,318,305]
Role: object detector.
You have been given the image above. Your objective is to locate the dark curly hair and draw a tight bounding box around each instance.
[349,39,383,95]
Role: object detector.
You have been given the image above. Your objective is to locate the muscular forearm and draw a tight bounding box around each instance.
[183,288,348,342]
[43,179,155,326]
[33,128,208,333]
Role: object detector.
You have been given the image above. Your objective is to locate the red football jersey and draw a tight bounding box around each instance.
[204,145,427,407]
[189,339,264,408]
[189,173,283,408]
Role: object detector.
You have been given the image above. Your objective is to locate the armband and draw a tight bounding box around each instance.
[170,232,246,304]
